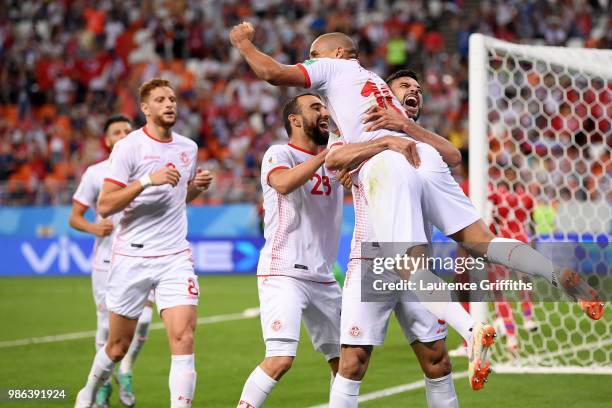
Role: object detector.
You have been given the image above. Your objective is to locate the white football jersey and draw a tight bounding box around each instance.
[72,159,122,270]
[298,58,409,144]
[258,144,343,282]
[105,127,197,257]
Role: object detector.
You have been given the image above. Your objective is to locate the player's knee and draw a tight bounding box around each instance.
[339,347,370,380]
[423,350,452,379]
[261,356,294,379]
[106,336,132,361]
[170,329,194,350]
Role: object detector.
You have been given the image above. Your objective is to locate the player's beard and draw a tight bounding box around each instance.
[153,112,177,129]
[305,118,329,146]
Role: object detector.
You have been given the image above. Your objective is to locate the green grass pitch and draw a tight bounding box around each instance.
[0,276,610,407]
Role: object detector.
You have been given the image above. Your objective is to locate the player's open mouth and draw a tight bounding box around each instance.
[318,120,329,130]
[404,95,419,108]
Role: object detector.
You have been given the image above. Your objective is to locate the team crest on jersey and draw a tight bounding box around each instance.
[180,151,189,165]
[271,320,282,332]
[349,326,361,337]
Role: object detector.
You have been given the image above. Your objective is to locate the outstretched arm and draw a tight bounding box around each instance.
[364,106,461,167]
[325,136,421,171]
[230,22,306,87]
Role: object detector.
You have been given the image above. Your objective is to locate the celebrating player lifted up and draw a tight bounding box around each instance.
[75,78,213,408]
[229,22,603,393]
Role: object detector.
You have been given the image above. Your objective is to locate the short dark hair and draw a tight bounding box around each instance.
[385,69,419,85]
[103,115,131,134]
[139,78,173,102]
[282,92,320,136]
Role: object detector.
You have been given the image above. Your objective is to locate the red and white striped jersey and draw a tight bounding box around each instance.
[72,159,121,270]
[257,143,343,282]
[298,58,409,144]
[105,127,197,257]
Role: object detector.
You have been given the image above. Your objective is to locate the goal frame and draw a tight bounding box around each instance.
[467,33,612,375]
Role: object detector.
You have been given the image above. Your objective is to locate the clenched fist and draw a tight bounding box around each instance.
[150,166,181,187]
[93,219,113,237]
[229,22,255,48]
[193,168,213,191]
[338,169,353,190]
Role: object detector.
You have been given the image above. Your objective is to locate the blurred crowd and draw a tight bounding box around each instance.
[0,0,610,206]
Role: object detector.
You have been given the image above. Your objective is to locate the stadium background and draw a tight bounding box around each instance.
[0,0,610,407]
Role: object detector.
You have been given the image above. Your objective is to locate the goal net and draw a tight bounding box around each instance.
[468,34,611,374]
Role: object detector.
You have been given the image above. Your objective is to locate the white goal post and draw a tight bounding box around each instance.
[468,34,612,374]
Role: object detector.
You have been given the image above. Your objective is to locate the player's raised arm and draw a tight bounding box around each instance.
[229,22,307,87]
[269,150,328,195]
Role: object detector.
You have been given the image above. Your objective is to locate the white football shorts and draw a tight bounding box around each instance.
[106,249,198,319]
[258,275,341,360]
[341,259,447,346]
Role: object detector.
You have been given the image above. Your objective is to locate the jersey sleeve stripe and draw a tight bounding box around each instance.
[72,198,90,209]
[296,64,311,88]
[266,166,290,186]
[104,178,127,188]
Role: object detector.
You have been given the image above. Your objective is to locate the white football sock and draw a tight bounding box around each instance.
[486,237,555,285]
[237,366,277,408]
[120,305,152,374]
[94,310,109,352]
[413,269,475,342]
[329,374,361,408]
[425,374,458,408]
[80,348,116,403]
[169,354,196,408]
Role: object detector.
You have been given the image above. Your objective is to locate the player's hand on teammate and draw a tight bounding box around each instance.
[338,169,353,190]
[93,219,113,237]
[230,22,255,47]
[384,136,421,168]
[150,166,181,187]
[193,168,213,191]
[363,105,408,133]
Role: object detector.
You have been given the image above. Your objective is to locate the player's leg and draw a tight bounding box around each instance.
[237,276,306,408]
[412,341,457,408]
[330,259,395,408]
[91,268,112,407]
[161,305,197,408]
[76,313,139,408]
[76,255,151,408]
[330,345,372,408]
[116,292,155,407]
[301,280,342,398]
[155,250,200,408]
[451,221,604,319]
[414,146,496,390]
[395,298,458,406]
